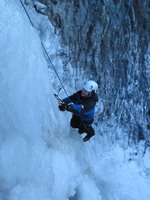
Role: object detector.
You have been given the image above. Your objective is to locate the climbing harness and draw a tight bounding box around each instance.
[19,0,68,97]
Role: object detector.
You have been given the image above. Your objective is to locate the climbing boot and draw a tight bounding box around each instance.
[83,133,94,142]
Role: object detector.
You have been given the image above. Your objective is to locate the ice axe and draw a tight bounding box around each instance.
[54,93,63,102]
[53,87,63,102]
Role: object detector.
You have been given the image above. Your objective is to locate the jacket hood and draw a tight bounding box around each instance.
[91,91,99,102]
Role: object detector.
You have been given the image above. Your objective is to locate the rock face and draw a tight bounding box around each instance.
[40,0,150,145]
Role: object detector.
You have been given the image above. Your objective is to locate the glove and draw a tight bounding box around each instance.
[59,102,67,111]
[66,105,73,112]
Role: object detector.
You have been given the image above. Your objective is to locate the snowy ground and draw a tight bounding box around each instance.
[0,1,150,200]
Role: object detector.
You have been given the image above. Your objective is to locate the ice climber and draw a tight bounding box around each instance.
[58,80,99,142]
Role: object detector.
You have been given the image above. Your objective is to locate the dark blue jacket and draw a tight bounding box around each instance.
[63,90,98,124]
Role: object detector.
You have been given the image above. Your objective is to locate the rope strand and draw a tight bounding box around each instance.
[20,0,68,97]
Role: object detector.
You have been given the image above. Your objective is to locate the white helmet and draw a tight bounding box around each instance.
[83,80,98,92]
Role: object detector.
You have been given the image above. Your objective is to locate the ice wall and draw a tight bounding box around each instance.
[41,0,150,146]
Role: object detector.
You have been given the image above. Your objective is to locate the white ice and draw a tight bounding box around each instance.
[0,1,150,200]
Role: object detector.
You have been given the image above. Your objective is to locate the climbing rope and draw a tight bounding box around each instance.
[19,0,68,97]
